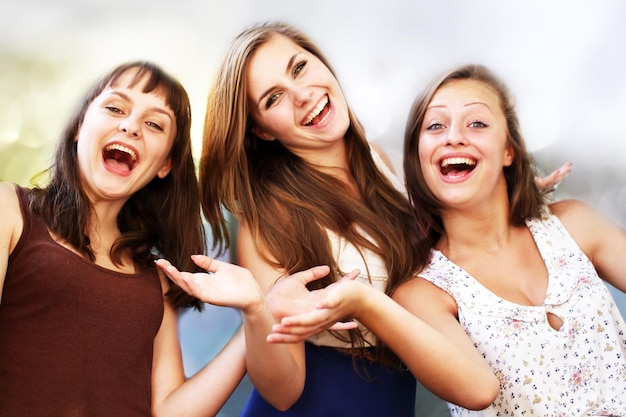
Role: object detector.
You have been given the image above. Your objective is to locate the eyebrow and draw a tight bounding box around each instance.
[107,91,174,121]
[427,101,492,111]
[256,52,300,106]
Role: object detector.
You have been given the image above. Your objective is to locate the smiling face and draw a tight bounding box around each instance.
[418,79,514,208]
[245,34,350,162]
[75,68,176,203]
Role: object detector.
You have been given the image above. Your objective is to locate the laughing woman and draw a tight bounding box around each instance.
[0,61,246,417]
[398,64,626,416]
[194,22,499,416]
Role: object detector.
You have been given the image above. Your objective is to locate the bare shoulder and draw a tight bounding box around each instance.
[549,198,591,217]
[236,220,285,293]
[549,198,624,255]
[0,182,19,202]
[368,142,395,173]
[549,198,607,232]
[0,182,22,224]
[393,276,458,318]
[0,182,24,274]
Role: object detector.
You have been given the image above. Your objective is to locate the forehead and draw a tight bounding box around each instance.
[251,34,302,67]
[106,69,170,104]
[246,35,303,85]
[431,79,501,109]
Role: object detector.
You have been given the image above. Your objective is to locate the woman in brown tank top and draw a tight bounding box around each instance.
[0,61,252,417]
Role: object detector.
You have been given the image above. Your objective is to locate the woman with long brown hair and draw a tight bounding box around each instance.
[195,22,499,416]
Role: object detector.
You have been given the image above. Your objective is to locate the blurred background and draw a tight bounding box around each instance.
[1,0,625,415]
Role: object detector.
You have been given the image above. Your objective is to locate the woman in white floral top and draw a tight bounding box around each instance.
[394,64,626,416]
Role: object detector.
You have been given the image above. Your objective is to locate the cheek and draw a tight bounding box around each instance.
[253,111,282,136]
[417,141,432,169]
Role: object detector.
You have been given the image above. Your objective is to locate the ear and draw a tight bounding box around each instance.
[251,125,275,141]
[156,158,173,179]
[503,143,514,167]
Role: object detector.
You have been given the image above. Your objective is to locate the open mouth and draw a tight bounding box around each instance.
[303,95,330,126]
[440,157,476,177]
[103,143,138,172]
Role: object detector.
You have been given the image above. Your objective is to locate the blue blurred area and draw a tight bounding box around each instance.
[178,305,250,417]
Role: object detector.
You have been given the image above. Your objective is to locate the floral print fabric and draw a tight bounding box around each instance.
[419,213,626,416]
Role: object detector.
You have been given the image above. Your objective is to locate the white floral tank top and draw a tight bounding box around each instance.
[419,213,626,416]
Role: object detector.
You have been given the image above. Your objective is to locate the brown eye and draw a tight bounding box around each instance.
[106,106,123,114]
[146,121,164,132]
[293,60,307,78]
[265,92,281,109]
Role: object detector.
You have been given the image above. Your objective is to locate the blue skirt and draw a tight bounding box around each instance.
[240,343,416,417]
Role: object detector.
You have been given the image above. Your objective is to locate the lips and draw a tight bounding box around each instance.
[103,143,138,172]
[439,157,476,177]
[302,95,330,126]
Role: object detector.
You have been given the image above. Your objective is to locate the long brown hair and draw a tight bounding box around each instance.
[403,64,548,244]
[201,22,430,345]
[29,61,206,309]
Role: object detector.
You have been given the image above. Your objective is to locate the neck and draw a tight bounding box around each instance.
[438,193,512,255]
[297,138,349,172]
[88,199,125,253]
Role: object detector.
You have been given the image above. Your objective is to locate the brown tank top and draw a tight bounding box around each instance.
[0,186,164,416]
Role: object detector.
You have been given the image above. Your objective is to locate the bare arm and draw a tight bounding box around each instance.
[552,199,626,292]
[393,277,499,408]
[154,241,346,411]
[235,222,307,410]
[0,183,23,304]
[271,279,499,410]
[150,270,246,417]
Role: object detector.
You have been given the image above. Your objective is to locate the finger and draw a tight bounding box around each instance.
[289,265,331,286]
[181,273,204,294]
[557,161,573,175]
[280,309,333,327]
[267,333,309,344]
[155,259,195,293]
[328,320,358,331]
[155,258,173,270]
[272,323,321,335]
[155,259,182,280]
[553,162,572,183]
[338,269,360,282]
[190,254,217,271]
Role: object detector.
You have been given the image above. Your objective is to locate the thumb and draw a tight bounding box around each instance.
[191,254,218,272]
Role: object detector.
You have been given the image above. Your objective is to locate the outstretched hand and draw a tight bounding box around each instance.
[267,279,369,344]
[535,162,572,194]
[267,266,360,342]
[155,255,264,313]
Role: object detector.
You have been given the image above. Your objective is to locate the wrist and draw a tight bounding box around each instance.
[242,293,270,319]
[352,283,381,323]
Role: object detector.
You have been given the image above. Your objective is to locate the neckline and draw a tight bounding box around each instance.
[44,229,145,278]
[432,217,554,310]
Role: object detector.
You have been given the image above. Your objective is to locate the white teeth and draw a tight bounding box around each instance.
[441,157,475,168]
[303,96,329,125]
[105,143,137,162]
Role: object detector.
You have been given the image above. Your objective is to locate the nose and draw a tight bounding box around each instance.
[293,85,313,106]
[443,122,468,146]
[119,116,140,138]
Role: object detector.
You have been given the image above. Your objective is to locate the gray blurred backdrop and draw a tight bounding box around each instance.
[1,1,625,416]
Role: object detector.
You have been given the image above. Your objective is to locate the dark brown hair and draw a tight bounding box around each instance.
[29,61,206,309]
